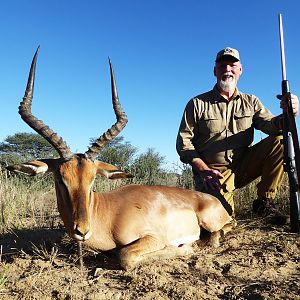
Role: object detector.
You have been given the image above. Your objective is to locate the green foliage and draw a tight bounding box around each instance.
[175,163,194,189]
[131,148,166,185]
[91,136,138,169]
[0,132,58,165]
[91,137,170,185]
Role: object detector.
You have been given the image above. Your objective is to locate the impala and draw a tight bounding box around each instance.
[7,48,235,270]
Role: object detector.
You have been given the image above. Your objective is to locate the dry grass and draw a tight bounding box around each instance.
[234,174,290,218]
[0,171,59,233]
[0,169,291,233]
[0,169,298,299]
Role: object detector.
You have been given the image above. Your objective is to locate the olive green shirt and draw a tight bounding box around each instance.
[176,85,283,165]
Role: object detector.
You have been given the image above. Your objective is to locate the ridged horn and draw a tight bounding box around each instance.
[19,47,73,159]
[85,59,128,161]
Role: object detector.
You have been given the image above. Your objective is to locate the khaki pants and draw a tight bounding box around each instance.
[194,135,284,213]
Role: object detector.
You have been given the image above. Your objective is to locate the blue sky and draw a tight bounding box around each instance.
[1,0,300,169]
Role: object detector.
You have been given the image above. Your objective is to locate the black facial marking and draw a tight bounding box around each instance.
[75,154,86,169]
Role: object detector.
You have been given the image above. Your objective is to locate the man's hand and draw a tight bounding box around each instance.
[191,158,224,190]
[198,169,224,190]
[277,93,299,117]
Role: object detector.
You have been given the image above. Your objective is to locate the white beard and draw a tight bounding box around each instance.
[218,78,236,93]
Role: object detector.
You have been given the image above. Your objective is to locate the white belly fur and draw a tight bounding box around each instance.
[165,208,200,246]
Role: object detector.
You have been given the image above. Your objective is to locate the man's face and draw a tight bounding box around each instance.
[214,59,242,93]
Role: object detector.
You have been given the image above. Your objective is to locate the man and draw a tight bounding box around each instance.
[176,47,299,223]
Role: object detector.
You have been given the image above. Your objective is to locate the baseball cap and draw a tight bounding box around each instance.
[215,47,240,62]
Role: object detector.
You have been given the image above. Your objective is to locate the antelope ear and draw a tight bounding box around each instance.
[96,161,133,179]
[6,160,49,176]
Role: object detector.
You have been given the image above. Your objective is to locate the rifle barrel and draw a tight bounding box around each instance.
[279,14,287,81]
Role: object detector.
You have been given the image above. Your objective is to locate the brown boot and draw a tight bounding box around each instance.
[252,198,289,225]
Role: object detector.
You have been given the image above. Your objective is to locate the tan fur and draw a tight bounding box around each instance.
[8,156,234,270]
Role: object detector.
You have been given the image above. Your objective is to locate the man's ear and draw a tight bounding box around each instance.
[96,161,133,179]
[6,160,49,176]
[239,63,243,76]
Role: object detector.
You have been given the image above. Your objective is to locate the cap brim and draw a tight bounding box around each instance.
[216,55,239,63]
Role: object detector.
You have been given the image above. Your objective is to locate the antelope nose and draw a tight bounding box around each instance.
[74,224,91,240]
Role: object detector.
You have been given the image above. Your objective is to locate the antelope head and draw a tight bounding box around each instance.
[7,47,132,241]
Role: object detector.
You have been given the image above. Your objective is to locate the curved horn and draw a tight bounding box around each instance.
[85,59,128,161]
[19,47,73,159]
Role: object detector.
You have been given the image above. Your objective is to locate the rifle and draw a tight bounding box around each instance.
[278,14,300,232]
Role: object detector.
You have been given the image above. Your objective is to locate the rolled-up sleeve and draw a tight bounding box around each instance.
[253,97,283,134]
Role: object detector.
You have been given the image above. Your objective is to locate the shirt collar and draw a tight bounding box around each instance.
[212,84,240,102]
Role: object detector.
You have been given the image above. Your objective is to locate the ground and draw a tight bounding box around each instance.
[1,218,299,300]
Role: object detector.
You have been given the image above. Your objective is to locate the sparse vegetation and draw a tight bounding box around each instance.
[0,274,7,291]
[0,163,291,233]
[0,134,298,299]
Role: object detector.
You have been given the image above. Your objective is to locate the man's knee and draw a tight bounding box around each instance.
[268,135,284,150]
[270,135,284,160]
[259,135,284,160]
